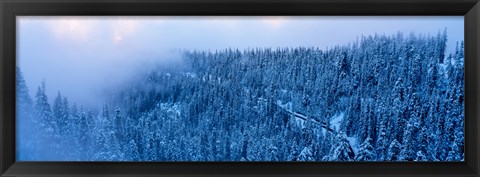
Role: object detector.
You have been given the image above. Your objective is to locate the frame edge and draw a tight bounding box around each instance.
[465,1,480,177]
[1,0,16,176]
[1,0,480,177]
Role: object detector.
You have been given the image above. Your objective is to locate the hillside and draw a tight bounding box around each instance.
[17,31,465,161]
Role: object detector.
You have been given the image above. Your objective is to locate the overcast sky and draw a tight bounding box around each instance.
[17,16,464,107]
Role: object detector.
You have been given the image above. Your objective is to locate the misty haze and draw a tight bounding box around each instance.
[16,16,464,161]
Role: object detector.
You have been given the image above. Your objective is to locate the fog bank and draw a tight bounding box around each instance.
[17,16,464,107]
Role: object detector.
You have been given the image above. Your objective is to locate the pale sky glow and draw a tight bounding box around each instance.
[50,18,93,42]
[17,16,464,107]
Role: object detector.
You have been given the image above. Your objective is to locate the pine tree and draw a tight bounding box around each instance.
[114,106,124,143]
[129,139,141,160]
[416,127,429,160]
[298,146,314,161]
[16,67,33,114]
[446,141,462,161]
[415,150,427,161]
[35,80,52,127]
[400,122,417,161]
[288,137,299,161]
[53,91,65,134]
[320,131,333,160]
[376,120,388,161]
[446,133,463,161]
[79,107,90,160]
[387,139,401,161]
[16,67,37,160]
[392,77,406,142]
[327,132,354,161]
[355,137,375,161]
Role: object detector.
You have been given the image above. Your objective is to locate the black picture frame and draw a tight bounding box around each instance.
[1,0,479,176]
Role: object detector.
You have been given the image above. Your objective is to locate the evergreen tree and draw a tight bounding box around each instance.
[114,106,124,142]
[400,122,417,161]
[415,150,428,161]
[35,80,52,127]
[16,67,33,114]
[298,146,314,161]
[53,91,65,134]
[387,139,401,161]
[355,137,375,161]
[16,67,37,160]
[326,132,354,161]
[376,120,388,161]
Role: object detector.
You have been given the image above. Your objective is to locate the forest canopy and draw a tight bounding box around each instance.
[16,30,464,162]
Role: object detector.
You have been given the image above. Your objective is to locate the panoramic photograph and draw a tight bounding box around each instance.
[16,16,464,161]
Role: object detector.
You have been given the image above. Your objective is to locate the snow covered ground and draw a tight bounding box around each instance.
[276,100,292,112]
[320,112,359,154]
[330,112,344,132]
[322,112,344,135]
[347,137,359,154]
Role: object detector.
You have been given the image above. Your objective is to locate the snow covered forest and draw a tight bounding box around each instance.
[16,30,464,161]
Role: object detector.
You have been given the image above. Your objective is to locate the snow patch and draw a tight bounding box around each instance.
[159,103,181,118]
[296,119,306,129]
[184,72,197,78]
[321,112,344,136]
[276,100,292,111]
[347,137,359,154]
[330,112,344,132]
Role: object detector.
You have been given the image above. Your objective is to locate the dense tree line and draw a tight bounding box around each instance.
[16,30,464,161]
